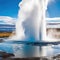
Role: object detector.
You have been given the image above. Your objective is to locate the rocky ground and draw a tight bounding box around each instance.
[2,55,60,60]
[0,51,60,60]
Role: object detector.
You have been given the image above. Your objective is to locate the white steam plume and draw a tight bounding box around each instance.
[15,0,51,40]
[9,0,42,40]
[8,0,53,41]
[42,0,50,40]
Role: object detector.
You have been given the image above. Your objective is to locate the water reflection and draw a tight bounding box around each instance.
[0,43,60,58]
[42,44,60,57]
[12,44,40,58]
[12,44,60,58]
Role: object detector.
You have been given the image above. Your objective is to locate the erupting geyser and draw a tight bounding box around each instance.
[16,0,43,40]
[8,0,50,41]
[7,0,52,58]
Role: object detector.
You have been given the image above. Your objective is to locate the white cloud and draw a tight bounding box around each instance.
[0,16,16,25]
[48,0,55,4]
[46,17,60,20]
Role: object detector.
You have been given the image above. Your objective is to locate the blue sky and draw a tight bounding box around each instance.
[0,0,21,18]
[47,0,60,18]
[0,0,60,18]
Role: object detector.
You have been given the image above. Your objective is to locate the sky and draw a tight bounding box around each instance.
[47,0,60,18]
[0,0,60,18]
[0,0,21,18]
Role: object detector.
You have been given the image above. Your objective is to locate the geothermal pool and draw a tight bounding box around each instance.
[0,42,60,58]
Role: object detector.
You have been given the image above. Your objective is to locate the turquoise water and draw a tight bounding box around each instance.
[0,43,13,53]
[0,42,40,57]
[0,41,60,57]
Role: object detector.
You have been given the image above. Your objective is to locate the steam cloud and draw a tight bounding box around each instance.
[7,0,52,41]
[15,0,50,41]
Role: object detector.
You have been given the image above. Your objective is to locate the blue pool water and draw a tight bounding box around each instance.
[0,41,60,57]
[0,43,13,53]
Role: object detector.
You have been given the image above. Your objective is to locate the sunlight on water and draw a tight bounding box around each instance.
[42,44,60,57]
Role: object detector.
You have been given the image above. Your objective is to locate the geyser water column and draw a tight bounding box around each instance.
[15,0,49,41]
[8,0,49,41]
[16,0,42,40]
[9,0,50,58]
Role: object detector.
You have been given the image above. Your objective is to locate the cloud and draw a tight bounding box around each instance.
[46,17,60,20]
[0,16,16,24]
[48,0,55,4]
